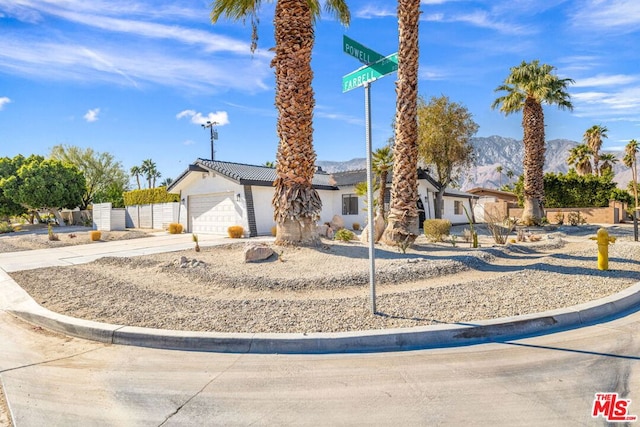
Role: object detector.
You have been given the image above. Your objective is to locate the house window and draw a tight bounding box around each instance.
[454,200,463,215]
[342,194,358,215]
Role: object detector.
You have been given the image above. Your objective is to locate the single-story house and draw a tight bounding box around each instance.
[167,159,476,236]
[466,187,518,222]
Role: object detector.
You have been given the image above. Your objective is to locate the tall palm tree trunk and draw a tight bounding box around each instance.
[382,0,420,246]
[271,0,321,245]
[521,97,546,223]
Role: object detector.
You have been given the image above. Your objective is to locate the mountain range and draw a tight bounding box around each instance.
[317,135,633,191]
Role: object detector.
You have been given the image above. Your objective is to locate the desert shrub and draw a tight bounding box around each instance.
[567,211,586,226]
[168,223,183,234]
[47,223,59,241]
[89,230,101,241]
[553,211,565,225]
[334,228,355,242]
[271,226,277,236]
[461,228,472,242]
[352,222,361,231]
[423,219,451,242]
[0,222,13,234]
[227,225,244,238]
[484,210,517,244]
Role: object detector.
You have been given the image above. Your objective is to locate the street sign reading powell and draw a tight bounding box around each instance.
[342,52,398,92]
[343,35,386,65]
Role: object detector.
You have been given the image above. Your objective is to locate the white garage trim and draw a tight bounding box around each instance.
[188,192,242,235]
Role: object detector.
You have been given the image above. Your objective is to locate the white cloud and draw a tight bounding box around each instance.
[182,139,196,146]
[0,96,11,110]
[355,5,395,19]
[571,0,640,33]
[573,74,638,88]
[84,108,100,122]
[176,110,230,126]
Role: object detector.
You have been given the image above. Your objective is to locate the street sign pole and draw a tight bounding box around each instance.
[364,82,376,314]
[342,36,397,314]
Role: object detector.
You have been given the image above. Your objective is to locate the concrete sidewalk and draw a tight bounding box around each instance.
[1,232,640,354]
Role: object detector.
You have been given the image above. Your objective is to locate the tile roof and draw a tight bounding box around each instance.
[169,159,338,190]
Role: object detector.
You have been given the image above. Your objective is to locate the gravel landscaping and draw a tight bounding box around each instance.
[6,225,640,334]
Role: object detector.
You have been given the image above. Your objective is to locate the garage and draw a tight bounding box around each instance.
[188,193,242,235]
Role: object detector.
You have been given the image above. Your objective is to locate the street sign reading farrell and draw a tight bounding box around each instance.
[342,52,398,92]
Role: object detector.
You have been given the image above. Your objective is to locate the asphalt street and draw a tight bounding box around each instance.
[1,307,639,426]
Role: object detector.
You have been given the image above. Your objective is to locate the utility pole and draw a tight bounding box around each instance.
[201,121,218,160]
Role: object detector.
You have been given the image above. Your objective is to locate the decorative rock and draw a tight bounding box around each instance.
[330,215,345,231]
[316,224,328,237]
[360,213,386,243]
[244,244,275,263]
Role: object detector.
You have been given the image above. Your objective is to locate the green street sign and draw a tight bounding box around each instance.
[343,35,385,65]
[342,52,398,93]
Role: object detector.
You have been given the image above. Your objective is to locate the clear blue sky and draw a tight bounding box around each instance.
[1,0,639,185]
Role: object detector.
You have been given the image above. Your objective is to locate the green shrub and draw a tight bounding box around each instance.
[227,225,244,238]
[334,228,355,242]
[423,219,452,242]
[122,187,180,206]
[0,222,13,234]
[553,211,565,225]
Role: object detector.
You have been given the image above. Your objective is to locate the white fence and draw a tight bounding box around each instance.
[125,202,180,230]
[92,203,126,231]
[93,202,180,231]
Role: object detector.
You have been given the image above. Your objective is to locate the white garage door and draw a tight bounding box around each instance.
[189,193,241,235]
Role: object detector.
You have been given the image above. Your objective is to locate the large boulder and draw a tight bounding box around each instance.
[360,213,386,244]
[244,244,275,263]
[330,215,345,231]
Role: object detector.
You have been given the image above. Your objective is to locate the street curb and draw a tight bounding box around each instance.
[3,268,640,353]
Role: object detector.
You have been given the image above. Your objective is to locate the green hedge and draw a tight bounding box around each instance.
[123,187,180,206]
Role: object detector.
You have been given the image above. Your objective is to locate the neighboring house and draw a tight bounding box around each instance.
[168,159,476,236]
[467,187,519,222]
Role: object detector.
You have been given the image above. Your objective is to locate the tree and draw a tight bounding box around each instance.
[583,125,608,176]
[382,0,421,247]
[492,60,574,225]
[1,157,85,225]
[623,139,639,210]
[566,144,593,176]
[372,146,393,219]
[211,0,350,246]
[0,155,31,219]
[159,177,174,188]
[599,153,618,176]
[49,144,129,209]
[495,165,503,187]
[416,95,478,219]
[130,165,142,190]
[140,159,159,189]
[506,169,515,183]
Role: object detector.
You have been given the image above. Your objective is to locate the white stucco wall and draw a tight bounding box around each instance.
[251,186,275,235]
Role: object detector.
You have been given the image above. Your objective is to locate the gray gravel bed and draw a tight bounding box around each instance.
[10,240,639,334]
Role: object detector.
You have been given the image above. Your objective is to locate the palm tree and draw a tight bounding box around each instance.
[583,125,608,176]
[130,165,142,190]
[495,165,503,187]
[140,159,157,189]
[372,146,393,219]
[623,139,639,212]
[160,177,174,188]
[492,60,574,225]
[211,0,350,246]
[506,169,515,184]
[567,144,593,176]
[599,153,618,176]
[382,0,421,247]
